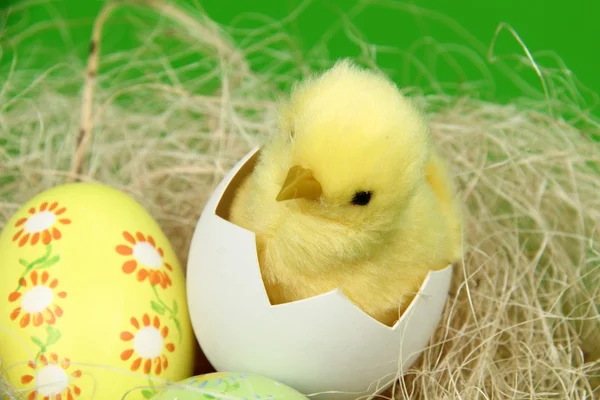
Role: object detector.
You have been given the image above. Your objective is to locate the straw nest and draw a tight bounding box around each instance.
[1,0,599,399]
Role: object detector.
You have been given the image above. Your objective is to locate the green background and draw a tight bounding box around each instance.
[1,0,599,117]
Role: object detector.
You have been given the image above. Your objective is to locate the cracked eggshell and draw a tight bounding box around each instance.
[186,148,453,400]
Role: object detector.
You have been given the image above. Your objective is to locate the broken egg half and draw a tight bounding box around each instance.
[186,147,452,400]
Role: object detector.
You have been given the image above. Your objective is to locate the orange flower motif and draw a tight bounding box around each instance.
[115,231,173,289]
[9,271,67,328]
[120,313,175,375]
[12,201,71,247]
[20,353,82,400]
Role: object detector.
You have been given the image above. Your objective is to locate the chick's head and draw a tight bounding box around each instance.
[272,60,431,247]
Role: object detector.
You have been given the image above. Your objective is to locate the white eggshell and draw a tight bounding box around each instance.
[186,147,452,400]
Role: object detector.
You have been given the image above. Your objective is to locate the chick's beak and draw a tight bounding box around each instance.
[276,165,323,202]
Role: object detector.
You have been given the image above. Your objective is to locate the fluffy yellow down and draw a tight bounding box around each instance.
[230,59,463,327]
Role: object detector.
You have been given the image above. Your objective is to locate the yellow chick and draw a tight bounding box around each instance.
[229,59,463,327]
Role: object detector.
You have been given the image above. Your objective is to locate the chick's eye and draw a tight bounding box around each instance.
[351,191,372,206]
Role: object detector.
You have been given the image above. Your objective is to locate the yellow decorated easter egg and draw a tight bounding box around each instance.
[0,182,195,400]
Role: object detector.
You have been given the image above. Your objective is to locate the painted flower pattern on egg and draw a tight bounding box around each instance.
[12,201,71,247]
[3,190,187,397]
[8,271,67,328]
[116,231,173,289]
[120,313,175,375]
[21,353,83,400]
